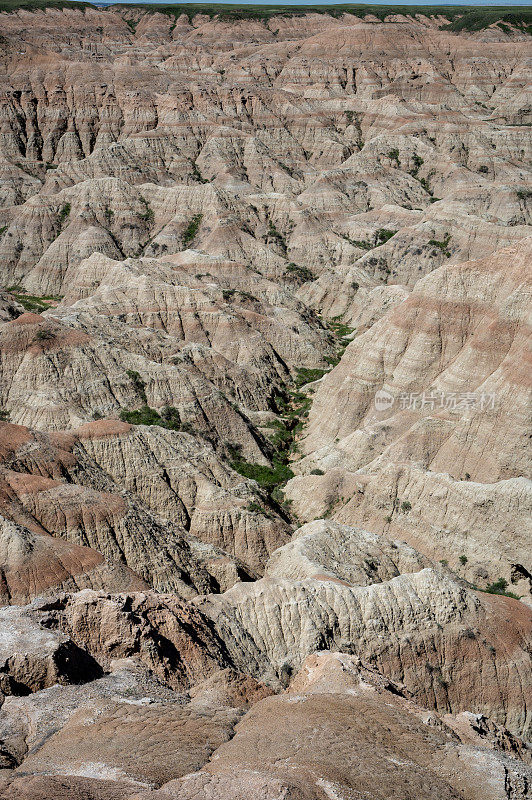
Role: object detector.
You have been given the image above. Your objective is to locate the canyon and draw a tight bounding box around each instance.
[0,4,530,799]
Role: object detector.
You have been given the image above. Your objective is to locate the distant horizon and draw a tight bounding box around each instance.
[86,1,532,6]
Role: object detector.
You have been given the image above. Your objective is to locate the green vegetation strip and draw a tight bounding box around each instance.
[119,404,196,435]
[5,287,61,313]
[117,5,532,33]
[0,2,530,35]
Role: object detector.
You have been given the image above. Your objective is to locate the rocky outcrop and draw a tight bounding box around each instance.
[0,420,289,593]
[0,603,102,696]
[0,516,147,604]
[28,590,232,691]
[197,568,532,737]
[265,518,429,584]
[127,652,532,800]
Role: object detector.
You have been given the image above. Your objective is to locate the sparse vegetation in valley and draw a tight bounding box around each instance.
[139,197,154,223]
[4,287,62,313]
[266,219,288,255]
[481,577,521,600]
[286,262,314,282]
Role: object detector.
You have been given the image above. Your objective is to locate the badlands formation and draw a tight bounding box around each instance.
[0,4,531,799]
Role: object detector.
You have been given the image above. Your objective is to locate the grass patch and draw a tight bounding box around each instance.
[5,287,61,313]
[328,317,354,341]
[229,450,294,489]
[482,577,521,600]
[375,228,397,245]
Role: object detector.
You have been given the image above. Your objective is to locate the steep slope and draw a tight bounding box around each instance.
[286,239,532,600]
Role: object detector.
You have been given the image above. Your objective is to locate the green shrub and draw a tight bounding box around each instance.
[428,233,451,257]
[400,500,412,512]
[182,214,203,247]
[246,501,272,517]
[484,578,519,598]
[58,202,71,227]
[286,262,314,282]
[0,409,10,422]
[376,228,397,245]
[409,153,424,178]
[387,148,400,166]
[230,455,294,489]
[126,369,147,403]
[191,161,208,184]
[119,404,186,433]
[310,468,325,475]
[350,238,373,250]
[459,555,468,566]
[139,197,154,223]
[33,328,55,341]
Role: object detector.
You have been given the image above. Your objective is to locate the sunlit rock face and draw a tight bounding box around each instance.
[0,7,530,800]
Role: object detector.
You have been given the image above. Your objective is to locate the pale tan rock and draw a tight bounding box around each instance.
[196,568,532,737]
[0,419,289,584]
[134,652,530,800]
[265,518,429,585]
